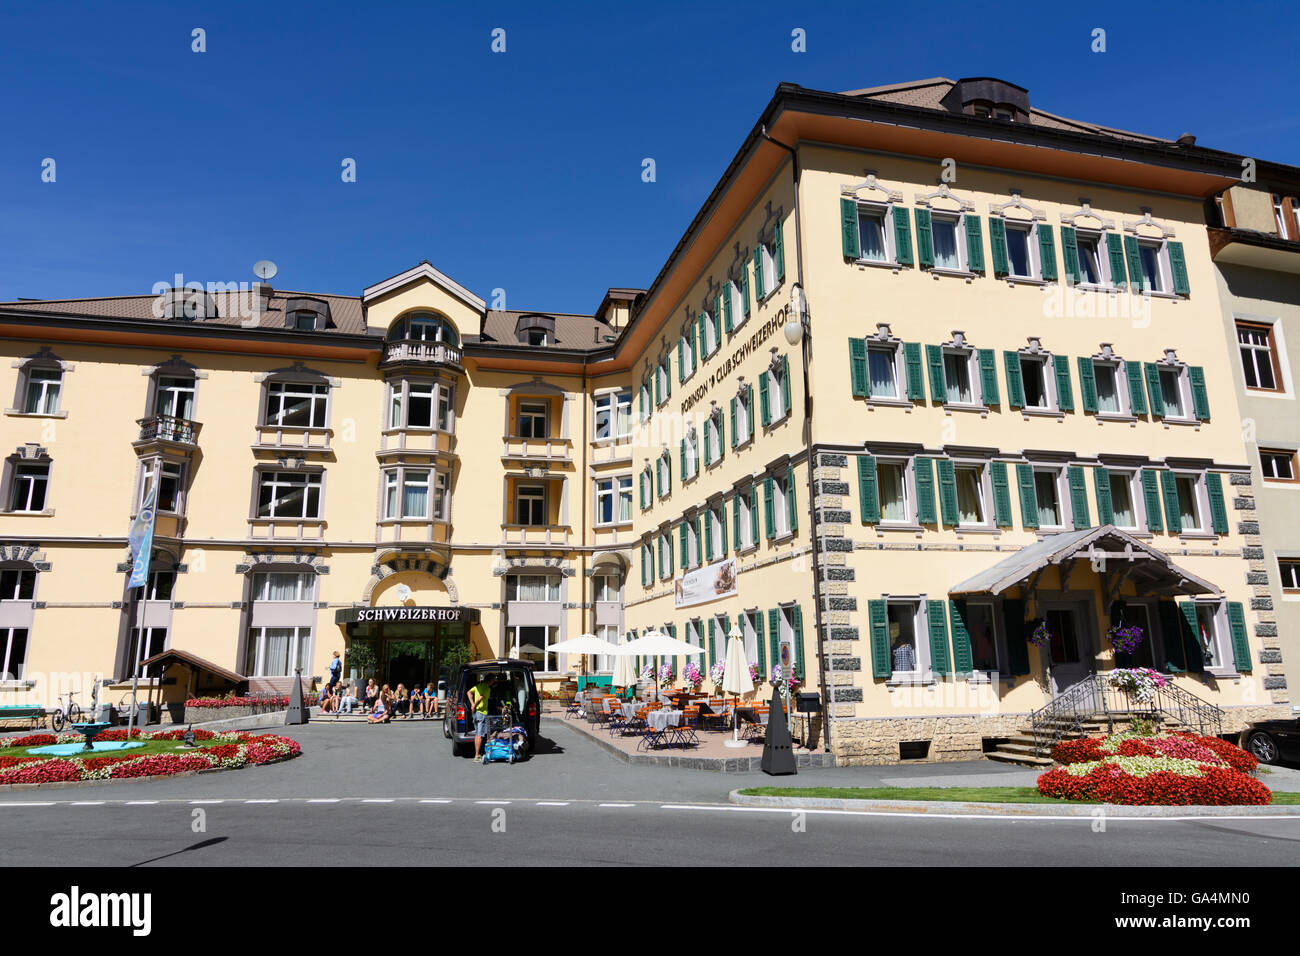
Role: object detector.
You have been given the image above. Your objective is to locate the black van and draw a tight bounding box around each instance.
[443,659,540,757]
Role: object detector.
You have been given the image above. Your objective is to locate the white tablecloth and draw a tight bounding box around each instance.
[646,709,682,731]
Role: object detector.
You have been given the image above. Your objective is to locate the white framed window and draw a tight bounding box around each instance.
[954,463,988,527]
[963,601,1001,675]
[705,411,724,466]
[405,314,459,344]
[1260,448,1298,482]
[737,490,757,550]
[1108,469,1141,530]
[22,367,62,415]
[1173,472,1205,533]
[773,471,793,537]
[509,624,560,672]
[0,627,29,681]
[433,471,449,520]
[517,400,549,439]
[680,325,696,380]
[595,475,633,525]
[1004,221,1038,279]
[155,376,196,421]
[706,503,725,560]
[867,343,901,399]
[741,609,761,663]
[388,381,444,430]
[887,600,927,677]
[658,535,672,579]
[256,471,323,519]
[594,390,632,441]
[382,467,431,520]
[1135,239,1167,294]
[1020,355,1053,410]
[265,381,329,429]
[1092,360,1127,415]
[765,359,790,424]
[245,626,311,678]
[758,241,778,295]
[876,459,911,524]
[699,311,718,357]
[593,573,621,603]
[9,462,49,513]
[515,484,546,526]
[682,519,700,569]
[931,213,964,271]
[657,451,671,498]
[139,460,184,514]
[1075,230,1110,287]
[1189,601,1234,672]
[657,355,672,405]
[683,431,699,481]
[143,570,175,602]
[733,386,754,446]
[252,572,315,602]
[506,575,560,602]
[1033,468,1066,529]
[1277,558,1300,593]
[727,279,746,332]
[0,569,35,601]
[853,202,906,265]
[1237,321,1283,393]
[1273,194,1288,236]
[1158,365,1190,420]
[639,377,653,422]
[943,349,977,406]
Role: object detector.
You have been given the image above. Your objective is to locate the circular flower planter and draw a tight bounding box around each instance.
[0,728,301,786]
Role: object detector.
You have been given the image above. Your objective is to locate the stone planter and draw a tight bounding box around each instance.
[183,705,285,724]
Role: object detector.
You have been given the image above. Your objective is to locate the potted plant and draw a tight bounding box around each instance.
[682,661,703,689]
[1107,622,1145,657]
[1107,667,1168,705]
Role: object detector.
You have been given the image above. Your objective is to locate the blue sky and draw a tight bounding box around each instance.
[1,0,1296,312]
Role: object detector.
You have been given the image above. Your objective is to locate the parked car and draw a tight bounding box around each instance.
[443,659,540,758]
[1241,717,1300,766]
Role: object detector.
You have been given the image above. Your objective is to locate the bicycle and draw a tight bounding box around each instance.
[49,691,82,732]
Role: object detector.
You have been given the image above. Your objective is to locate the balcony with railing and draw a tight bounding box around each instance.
[135,415,201,449]
[382,339,464,370]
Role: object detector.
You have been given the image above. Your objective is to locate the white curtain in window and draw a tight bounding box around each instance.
[956,469,983,524]
[403,471,429,518]
[262,628,292,676]
[879,464,906,521]
[868,350,896,397]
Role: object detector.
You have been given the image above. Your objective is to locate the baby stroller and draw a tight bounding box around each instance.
[482,703,528,765]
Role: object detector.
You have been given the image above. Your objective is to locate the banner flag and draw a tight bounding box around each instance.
[127,480,158,590]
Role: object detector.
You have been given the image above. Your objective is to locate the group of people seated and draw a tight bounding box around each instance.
[319,679,441,722]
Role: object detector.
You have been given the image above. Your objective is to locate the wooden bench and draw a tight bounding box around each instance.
[0,706,47,730]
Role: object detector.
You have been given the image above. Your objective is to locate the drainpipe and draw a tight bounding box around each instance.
[761,126,831,755]
[579,353,589,682]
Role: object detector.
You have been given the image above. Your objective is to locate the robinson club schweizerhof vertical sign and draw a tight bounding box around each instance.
[127,480,157,589]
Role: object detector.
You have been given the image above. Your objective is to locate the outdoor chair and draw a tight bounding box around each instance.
[604,697,628,736]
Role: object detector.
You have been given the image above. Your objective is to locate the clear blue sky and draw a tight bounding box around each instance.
[1,0,1297,313]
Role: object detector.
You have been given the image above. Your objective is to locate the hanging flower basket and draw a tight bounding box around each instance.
[1108,667,1168,705]
[1107,623,1145,656]
[1029,621,1052,648]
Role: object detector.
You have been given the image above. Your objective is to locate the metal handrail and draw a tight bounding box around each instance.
[137,414,199,444]
[1029,673,1225,757]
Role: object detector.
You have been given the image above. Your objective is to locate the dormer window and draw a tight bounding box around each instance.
[527,329,548,346]
[159,288,218,321]
[289,311,318,331]
[515,314,555,347]
[282,297,330,332]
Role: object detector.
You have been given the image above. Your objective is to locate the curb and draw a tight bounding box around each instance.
[543,716,835,773]
[726,790,1300,817]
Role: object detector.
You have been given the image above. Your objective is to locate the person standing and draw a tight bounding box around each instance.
[327,651,343,692]
[469,674,493,762]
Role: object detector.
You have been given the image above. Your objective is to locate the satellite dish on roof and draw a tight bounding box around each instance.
[253,260,278,281]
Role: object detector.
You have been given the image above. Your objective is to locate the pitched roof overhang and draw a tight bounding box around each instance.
[948,525,1221,599]
[1208,227,1300,274]
[140,648,245,685]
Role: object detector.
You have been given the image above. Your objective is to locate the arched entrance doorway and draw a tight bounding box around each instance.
[337,571,481,690]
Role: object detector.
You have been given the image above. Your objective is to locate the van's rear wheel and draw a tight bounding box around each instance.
[451,739,470,758]
[442,714,452,739]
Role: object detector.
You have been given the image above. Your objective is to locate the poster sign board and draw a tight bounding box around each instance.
[674,557,738,609]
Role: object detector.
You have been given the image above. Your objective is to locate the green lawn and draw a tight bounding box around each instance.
[738,785,1300,806]
[0,739,217,760]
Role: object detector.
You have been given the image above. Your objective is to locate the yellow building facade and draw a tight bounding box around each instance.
[0,76,1290,762]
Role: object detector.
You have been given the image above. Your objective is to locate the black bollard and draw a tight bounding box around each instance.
[285,668,309,725]
[760,686,797,775]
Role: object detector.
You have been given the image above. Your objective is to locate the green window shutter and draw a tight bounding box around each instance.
[1002,599,1030,676]
[679,521,689,567]
[654,365,661,406]
[1169,240,1190,296]
[741,262,751,317]
[936,458,958,527]
[753,247,765,301]
[639,472,647,510]
[713,295,722,346]
[718,505,728,555]
[641,546,650,587]
[677,337,685,383]
[722,286,733,333]
[1003,350,1025,408]
[849,338,868,398]
[1016,463,1039,529]
[679,439,687,481]
[1189,366,1210,420]
[749,484,757,541]
[868,600,890,679]
[914,208,934,268]
[703,510,713,561]
[949,600,973,676]
[786,465,798,534]
[1126,361,1148,415]
[1206,472,1228,534]
[668,533,675,574]
[1227,602,1251,672]
[1157,601,1186,672]
[1159,470,1182,534]
[988,217,1009,277]
[774,219,786,285]
[893,206,913,266]
[745,384,754,435]
[1123,235,1143,290]
[732,495,741,553]
[763,477,776,539]
[857,454,879,524]
[927,600,951,676]
[965,215,985,274]
[915,456,937,525]
[1177,602,1205,674]
[1054,354,1074,412]
[755,609,766,674]
[640,381,648,419]
[697,313,707,360]
[1077,357,1098,413]
[664,357,671,398]
[1141,469,1163,532]
[781,355,792,418]
[1144,362,1165,418]
[758,372,771,427]
[978,349,1000,406]
[707,618,716,667]
[693,516,702,565]
[1094,467,1114,526]
[1060,225,1081,284]
[840,198,860,259]
[717,409,725,456]
[1037,224,1058,281]
[729,397,738,448]
[990,461,1012,527]
[768,608,781,674]
[926,344,947,404]
[791,606,805,679]
[1106,233,1128,290]
[903,342,925,401]
[1068,466,1090,528]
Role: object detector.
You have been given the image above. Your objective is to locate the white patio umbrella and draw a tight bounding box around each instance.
[611,646,638,691]
[547,632,620,685]
[721,624,754,749]
[619,630,702,701]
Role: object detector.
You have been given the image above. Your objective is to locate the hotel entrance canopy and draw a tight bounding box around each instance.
[948,525,1221,600]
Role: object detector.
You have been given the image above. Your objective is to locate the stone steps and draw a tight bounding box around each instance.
[986,713,1189,767]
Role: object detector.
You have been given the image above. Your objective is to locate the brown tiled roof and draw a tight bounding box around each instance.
[475,309,618,350]
[840,77,1172,145]
[0,290,368,335]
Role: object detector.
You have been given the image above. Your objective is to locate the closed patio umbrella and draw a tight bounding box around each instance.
[612,645,638,692]
[721,624,754,749]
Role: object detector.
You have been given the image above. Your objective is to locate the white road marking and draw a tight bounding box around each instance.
[70,801,105,806]
[419,799,452,804]
[0,801,55,807]
[475,800,511,805]
[245,799,279,804]
[126,800,158,805]
[189,800,224,805]
[536,801,570,806]
[307,798,341,803]
[599,803,635,808]
[361,798,395,803]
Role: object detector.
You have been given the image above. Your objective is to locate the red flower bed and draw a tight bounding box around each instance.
[93,728,145,742]
[4,733,57,748]
[1050,732,1255,772]
[0,755,38,770]
[184,696,289,708]
[0,759,85,785]
[149,728,216,742]
[1050,738,1104,764]
[1195,735,1258,774]
[1038,763,1271,806]
[109,754,213,779]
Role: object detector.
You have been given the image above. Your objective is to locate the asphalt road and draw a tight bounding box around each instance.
[1,720,1297,866]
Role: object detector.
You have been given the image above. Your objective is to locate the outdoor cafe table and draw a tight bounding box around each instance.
[645,708,682,731]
